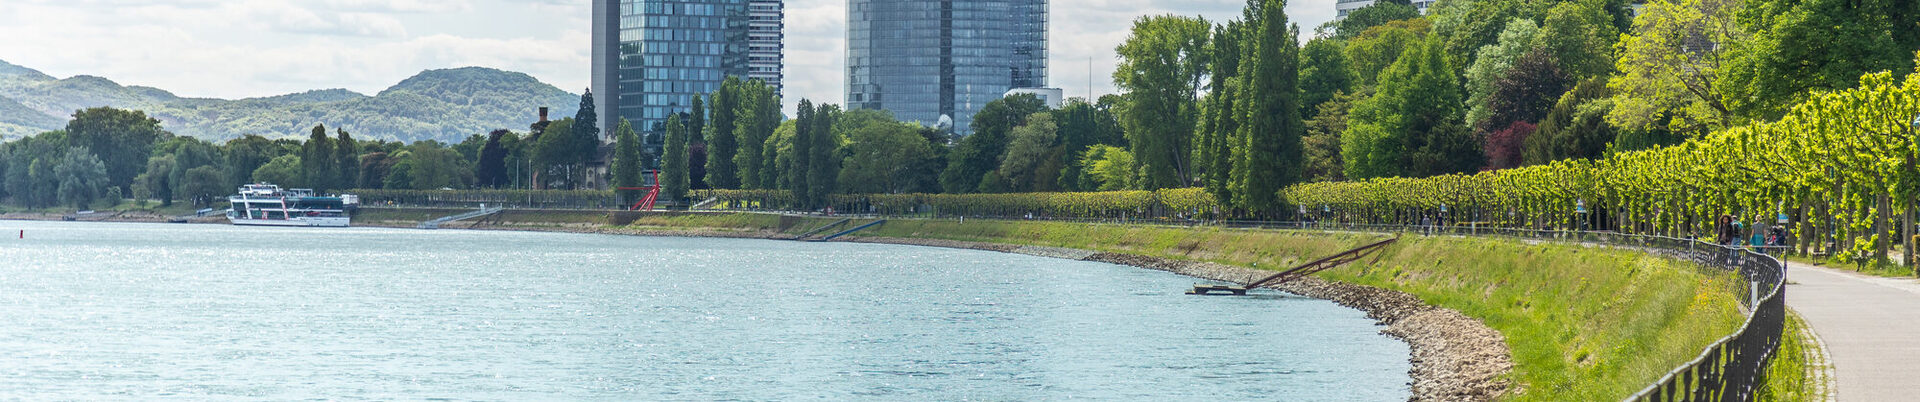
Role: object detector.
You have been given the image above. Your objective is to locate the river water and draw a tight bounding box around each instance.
[0,220,1409,400]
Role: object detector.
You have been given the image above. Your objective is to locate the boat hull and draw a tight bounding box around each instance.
[228,216,350,227]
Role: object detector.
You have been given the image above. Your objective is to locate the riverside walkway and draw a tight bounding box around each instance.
[1785,261,1920,401]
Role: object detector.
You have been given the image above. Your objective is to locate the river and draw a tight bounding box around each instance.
[0,220,1409,399]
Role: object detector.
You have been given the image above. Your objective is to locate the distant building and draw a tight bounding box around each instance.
[846,0,1047,136]
[1335,0,1433,20]
[591,0,783,188]
[747,0,785,93]
[1004,88,1064,109]
[592,0,782,138]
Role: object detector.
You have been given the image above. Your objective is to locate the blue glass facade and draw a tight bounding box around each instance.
[594,0,760,137]
[846,0,1047,136]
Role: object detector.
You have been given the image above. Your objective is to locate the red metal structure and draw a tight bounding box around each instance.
[617,170,663,211]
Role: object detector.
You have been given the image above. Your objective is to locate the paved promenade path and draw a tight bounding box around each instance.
[1785,261,1920,401]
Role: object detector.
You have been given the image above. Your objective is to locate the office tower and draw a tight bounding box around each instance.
[846,0,1048,136]
[593,0,778,137]
[747,0,785,93]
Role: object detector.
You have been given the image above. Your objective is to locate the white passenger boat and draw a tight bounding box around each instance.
[225,183,353,227]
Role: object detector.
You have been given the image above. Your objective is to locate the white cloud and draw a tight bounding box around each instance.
[0,0,1339,118]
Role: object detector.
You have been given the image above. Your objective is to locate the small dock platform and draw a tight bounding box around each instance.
[1187,284,1250,295]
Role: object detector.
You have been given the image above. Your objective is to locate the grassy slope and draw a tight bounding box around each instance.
[608,215,1745,400]
[1757,311,1829,400]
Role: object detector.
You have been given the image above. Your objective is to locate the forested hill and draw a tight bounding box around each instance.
[0,59,579,143]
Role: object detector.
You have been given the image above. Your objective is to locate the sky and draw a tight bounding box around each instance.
[0,0,1338,115]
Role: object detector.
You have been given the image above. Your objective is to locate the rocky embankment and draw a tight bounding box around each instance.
[0,210,221,223]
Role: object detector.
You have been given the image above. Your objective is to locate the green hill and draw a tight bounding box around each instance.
[0,59,579,143]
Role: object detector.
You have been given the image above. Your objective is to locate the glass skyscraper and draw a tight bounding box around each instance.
[593,0,782,137]
[846,0,1047,136]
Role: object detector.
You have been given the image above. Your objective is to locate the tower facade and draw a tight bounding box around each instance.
[593,0,777,136]
[747,0,785,93]
[845,0,1047,136]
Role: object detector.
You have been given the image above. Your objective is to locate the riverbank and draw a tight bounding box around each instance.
[349,208,1762,401]
[8,208,1768,400]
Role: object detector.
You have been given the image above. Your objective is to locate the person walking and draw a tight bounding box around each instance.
[1716,214,1735,245]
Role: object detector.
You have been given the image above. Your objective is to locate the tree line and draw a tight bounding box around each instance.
[1095,0,1916,214]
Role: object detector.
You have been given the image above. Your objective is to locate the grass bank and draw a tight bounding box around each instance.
[356,209,1798,400]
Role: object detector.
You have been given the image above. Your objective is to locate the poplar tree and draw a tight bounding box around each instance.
[807,104,841,209]
[1228,0,1304,212]
[612,118,642,206]
[1196,21,1244,205]
[572,90,600,189]
[662,114,690,204]
[789,100,815,208]
[732,82,769,189]
[334,129,358,189]
[300,124,336,193]
[705,77,741,189]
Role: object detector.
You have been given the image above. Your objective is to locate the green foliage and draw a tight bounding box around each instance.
[996,113,1059,193]
[663,114,690,204]
[1195,21,1245,204]
[1342,18,1430,87]
[1480,50,1574,168]
[839,116,936,194]
[1607,0,1745,135]
[1343,35,1479,179]
[1333,1,1420,40]
[251,154,302,188]
[612,118,643,205]
[1053,98,1125,192]
[1303,91,1360,182]
[161,137,225,204]
[1721,0,1920,120]
[63,107,169,192]
[789,101,815,205]
[531,117,576,189]
[53,147,107,209]
[178,165,226,207]
[474,130,511,188]
[390,141,470,190]
[223,134,278,188]
[730,80,780,189]
[1432,0,1545,69]
[705,77,742,189]
[940,94,1047,193]
[1463,19,1541,131]
[1227,0,1304,212]
[1296,66,1920,265]
[1525,78,1618,165]
[1,131,71,208]
[805,103,841,207]
[1534,0,1620,81]
[1113,14,1211,189]
[1077,145,1136,191]
[335,129,358,189]
[356,152,394,189]
[300,124,337,193]
[1298,37,1354,120]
